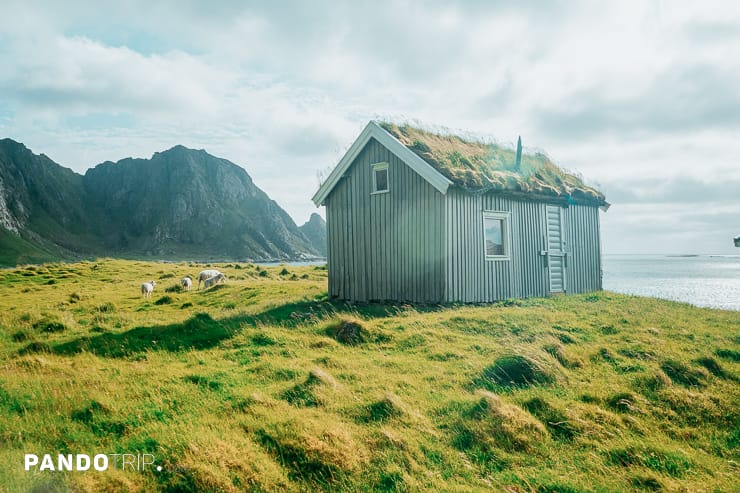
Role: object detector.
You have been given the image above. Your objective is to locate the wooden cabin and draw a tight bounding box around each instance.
[312,121,609,303]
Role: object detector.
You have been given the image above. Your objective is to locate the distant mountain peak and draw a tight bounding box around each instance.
[300,213,326,257]
[157,144,204,155]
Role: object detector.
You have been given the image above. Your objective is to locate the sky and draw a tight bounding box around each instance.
[1,0,738,254]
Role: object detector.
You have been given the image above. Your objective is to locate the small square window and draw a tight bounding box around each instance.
[483,211,510,260]
[372,162,389,194]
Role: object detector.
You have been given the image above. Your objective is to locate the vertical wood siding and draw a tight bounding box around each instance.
[325,138,445,302]
[444,191,602,302]
[563,204,603,293]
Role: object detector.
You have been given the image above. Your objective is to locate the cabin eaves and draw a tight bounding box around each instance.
[312,121,453,206]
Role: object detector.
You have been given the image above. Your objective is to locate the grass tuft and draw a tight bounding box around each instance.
[32,317,67,333]
[695,356,732,380]
[543,343,583,369]
[715,348,740,362]
[631,475,662,491]
[453,390,548,453]
[325,317,368,346]
[252,332,277,346]
[606,392,641,414]
[359,393,405,423]
[18,341,52,354]
[522,397,579,440]
[11,330,32,342]
[71,400,110,424]
[183,374,223,392]
[97,302,116,313]
[636,369,672,392]
[281,368,337,407]
[474,354,556,389]
[606,446,693,477]
[660,359,708,388]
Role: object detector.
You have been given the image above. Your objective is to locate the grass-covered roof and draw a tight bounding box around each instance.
[379,122,607,206]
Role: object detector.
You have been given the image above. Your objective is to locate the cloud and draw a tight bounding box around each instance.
[0,36,227,118]
[534,64,740,140]
[604,176,740,205]
[0,0,739,249]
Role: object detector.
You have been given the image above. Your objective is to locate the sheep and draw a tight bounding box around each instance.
[203,272,226,289]
[180,276,192,291]
[197,269,222,290]
[141,280,156,298]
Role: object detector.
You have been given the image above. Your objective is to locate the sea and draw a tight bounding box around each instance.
[602,254,740,311]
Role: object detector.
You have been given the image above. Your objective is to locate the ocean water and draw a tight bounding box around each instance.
[602,254,740,311]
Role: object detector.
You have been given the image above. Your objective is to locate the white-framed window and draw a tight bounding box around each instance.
[483,211,511,260]
[371,162,389,194]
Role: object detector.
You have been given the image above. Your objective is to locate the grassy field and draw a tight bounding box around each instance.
[0,259,738,492]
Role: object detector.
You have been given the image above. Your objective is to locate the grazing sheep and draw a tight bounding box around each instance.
[203,272,226,289]
[197,269,221,289]
[141,280,156,298]
[180,276,192,291]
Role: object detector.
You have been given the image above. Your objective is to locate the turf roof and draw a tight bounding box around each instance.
[379,122,607,206]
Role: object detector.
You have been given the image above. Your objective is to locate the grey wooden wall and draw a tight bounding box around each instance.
[563,204,603,293]
[445,190,602,302]
[325,138,446,302]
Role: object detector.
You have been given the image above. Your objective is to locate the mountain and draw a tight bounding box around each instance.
[0,139,322,265]
[83,145,318,260]
[299,213,326,257]
[0,139,100,265]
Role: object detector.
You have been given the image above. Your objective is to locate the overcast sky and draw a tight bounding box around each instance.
[1,1,738,254]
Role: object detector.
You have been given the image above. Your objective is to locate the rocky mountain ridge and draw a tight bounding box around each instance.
[0,139,326,265]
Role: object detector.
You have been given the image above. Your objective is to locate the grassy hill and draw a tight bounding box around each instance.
[0,260,737,492]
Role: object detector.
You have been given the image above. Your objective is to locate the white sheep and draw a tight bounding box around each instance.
[180,276,192,291]
[141,280,156,298]
[203,272,226,289]
[197,269,222,289]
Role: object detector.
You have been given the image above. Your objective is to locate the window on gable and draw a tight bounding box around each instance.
[483,211,511,260]
[372,162,389,194]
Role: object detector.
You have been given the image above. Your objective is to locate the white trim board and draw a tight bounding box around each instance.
[312,121,453,206]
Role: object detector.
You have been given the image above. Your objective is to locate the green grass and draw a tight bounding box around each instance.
[0,259,738,492]
[0,228,72,266]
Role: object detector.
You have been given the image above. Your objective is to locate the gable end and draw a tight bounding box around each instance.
[312,121,453,206]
